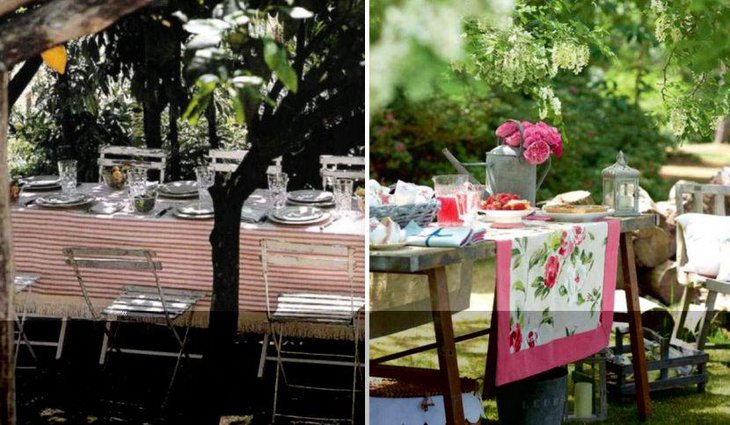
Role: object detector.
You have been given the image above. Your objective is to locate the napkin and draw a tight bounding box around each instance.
[241,206,268,223]
[404,222,487,247]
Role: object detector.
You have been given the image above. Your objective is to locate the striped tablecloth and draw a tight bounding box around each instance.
[11,184,365,339]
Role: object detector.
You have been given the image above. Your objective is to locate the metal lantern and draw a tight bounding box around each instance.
[565,350,608,422]
[601,151,640,216]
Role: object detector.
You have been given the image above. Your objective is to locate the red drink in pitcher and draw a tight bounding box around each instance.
[437,196,462,226]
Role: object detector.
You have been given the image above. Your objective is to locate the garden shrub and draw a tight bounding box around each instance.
[370,76,675,202]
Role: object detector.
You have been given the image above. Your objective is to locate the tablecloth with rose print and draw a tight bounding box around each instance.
[485,219,620,385]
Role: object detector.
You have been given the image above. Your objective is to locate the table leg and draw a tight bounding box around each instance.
[620,233,652,421]
[427,267,464,425]
[482,295,498,399]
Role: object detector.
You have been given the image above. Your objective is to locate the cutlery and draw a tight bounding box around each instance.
[155,206,174,218]
[23,197,38,207]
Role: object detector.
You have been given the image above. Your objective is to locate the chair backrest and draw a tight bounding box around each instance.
[259,239,356,320]
[319,155,366,188]
[675,183,730,216]
[208,149,283,175]
[63,247,163,320]
[98,146,167,182]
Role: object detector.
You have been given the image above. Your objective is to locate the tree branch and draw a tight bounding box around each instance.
[0,0,152,67]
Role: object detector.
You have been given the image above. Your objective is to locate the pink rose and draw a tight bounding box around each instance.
[573,226,586,245]
[504,132,521,147]
[509,323,523,353]
[524,140,551,165]
[496,121,519,138]
[544,255,560,289]
[527,330,538,348]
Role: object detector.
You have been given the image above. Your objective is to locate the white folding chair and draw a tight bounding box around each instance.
[258,239,364,424]
[208,149,282,175]
[13,273,69,366]
[63,247,205,366]
[98,146,168,182]
[319,155,365,189]
[672,183,730,350]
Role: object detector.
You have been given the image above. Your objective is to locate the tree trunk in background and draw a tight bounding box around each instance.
[0,69,17,425]
[714,116,727,144]
[206,100,219,150]
[142,26,163,150]
[167,44,182,181]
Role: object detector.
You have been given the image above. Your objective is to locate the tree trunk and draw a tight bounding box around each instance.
[167,45,182,181]
[206,100,219,150]
[143,102,162,149]
[0,0,153,68]
[714,116,727,144]
[0,68,16,425]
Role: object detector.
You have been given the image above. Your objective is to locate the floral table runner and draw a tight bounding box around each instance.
[486,219,620,385]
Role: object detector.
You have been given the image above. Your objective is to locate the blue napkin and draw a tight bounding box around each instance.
[404,222,486,247]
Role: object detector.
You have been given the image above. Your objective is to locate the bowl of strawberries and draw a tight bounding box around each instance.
[478,193,534,224]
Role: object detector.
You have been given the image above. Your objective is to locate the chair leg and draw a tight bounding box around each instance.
[272,330,284,424]
[99,322,111,365]
[697,290,718,351]
[258,332,270,379]
[672,285,694,344]
[55,317,68,360]
[351,323,360,424]
[162,325,191,410]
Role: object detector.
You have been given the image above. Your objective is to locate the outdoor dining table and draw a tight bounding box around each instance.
[369,214,657,424]
[10,183,366,340]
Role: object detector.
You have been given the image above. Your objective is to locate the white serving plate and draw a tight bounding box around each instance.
[287,190,334,203]
[541,209,613,222]
[478,208,535,224]
[272,206,325,222]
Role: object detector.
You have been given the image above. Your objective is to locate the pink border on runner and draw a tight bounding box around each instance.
[494,219,621,386]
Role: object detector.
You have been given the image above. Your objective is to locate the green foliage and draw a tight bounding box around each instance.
[370,76,674,201]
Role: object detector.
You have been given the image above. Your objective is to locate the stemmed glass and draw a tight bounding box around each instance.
[195,166,215,208]
[267,172,289,209]
[126,166,148,211]
[333,178,354,216]
[57,160,77,195]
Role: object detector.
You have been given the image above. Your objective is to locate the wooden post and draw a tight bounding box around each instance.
[0,65,16,425]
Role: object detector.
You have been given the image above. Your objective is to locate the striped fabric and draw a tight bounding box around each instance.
[11,191,365,339]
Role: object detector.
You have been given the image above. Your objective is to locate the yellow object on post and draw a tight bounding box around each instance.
[41,45,67,74]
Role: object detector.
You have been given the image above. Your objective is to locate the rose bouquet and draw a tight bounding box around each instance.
[495,120,563,165]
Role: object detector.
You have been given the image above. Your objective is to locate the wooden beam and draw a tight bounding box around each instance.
[0,65,15,425]
[0,0,153,67]
[0,0,37,20]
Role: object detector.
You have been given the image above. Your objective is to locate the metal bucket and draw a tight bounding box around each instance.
[496,367,568,425]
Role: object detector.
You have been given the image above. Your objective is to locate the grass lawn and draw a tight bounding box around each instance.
[370,259,730,424]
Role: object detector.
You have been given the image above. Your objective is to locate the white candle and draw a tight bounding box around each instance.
[617,194,633,210]
[575,382,593,418]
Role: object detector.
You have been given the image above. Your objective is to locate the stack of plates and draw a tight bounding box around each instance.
[173,202,214,220]
[287,190,335,207]
[20,175,61,191]
[159,181,198,199]
[267,206,330,225]
[36,193,93,209]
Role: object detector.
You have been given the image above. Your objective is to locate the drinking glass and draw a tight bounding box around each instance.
[57,160,77,195]
[432,174,468,227]
[267,172,289,209]
[333,178,354,215]
[460,183,486,226]
[126,167,148,197]
[195,166,215,206]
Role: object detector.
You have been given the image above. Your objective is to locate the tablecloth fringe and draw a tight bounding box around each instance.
[14,292,361,341]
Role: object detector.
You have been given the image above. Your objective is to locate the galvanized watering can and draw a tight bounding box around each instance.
[442,120,550,205]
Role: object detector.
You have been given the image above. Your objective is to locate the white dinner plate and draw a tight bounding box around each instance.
[159,181,198,197]
[36,193,93,208]
[267,211,330,226]
[272,206,325,222]
[287,190,334,203]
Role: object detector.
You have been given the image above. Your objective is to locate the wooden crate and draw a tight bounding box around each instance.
[606,327,709,398]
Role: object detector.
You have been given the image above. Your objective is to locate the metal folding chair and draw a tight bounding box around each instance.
[63,247,204,368]
[13,273,68,367]
[208,149,283,175]
[258,239,364,424]
[98,145,168,182]
[319,155,365,189]
[672,183,730,350]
